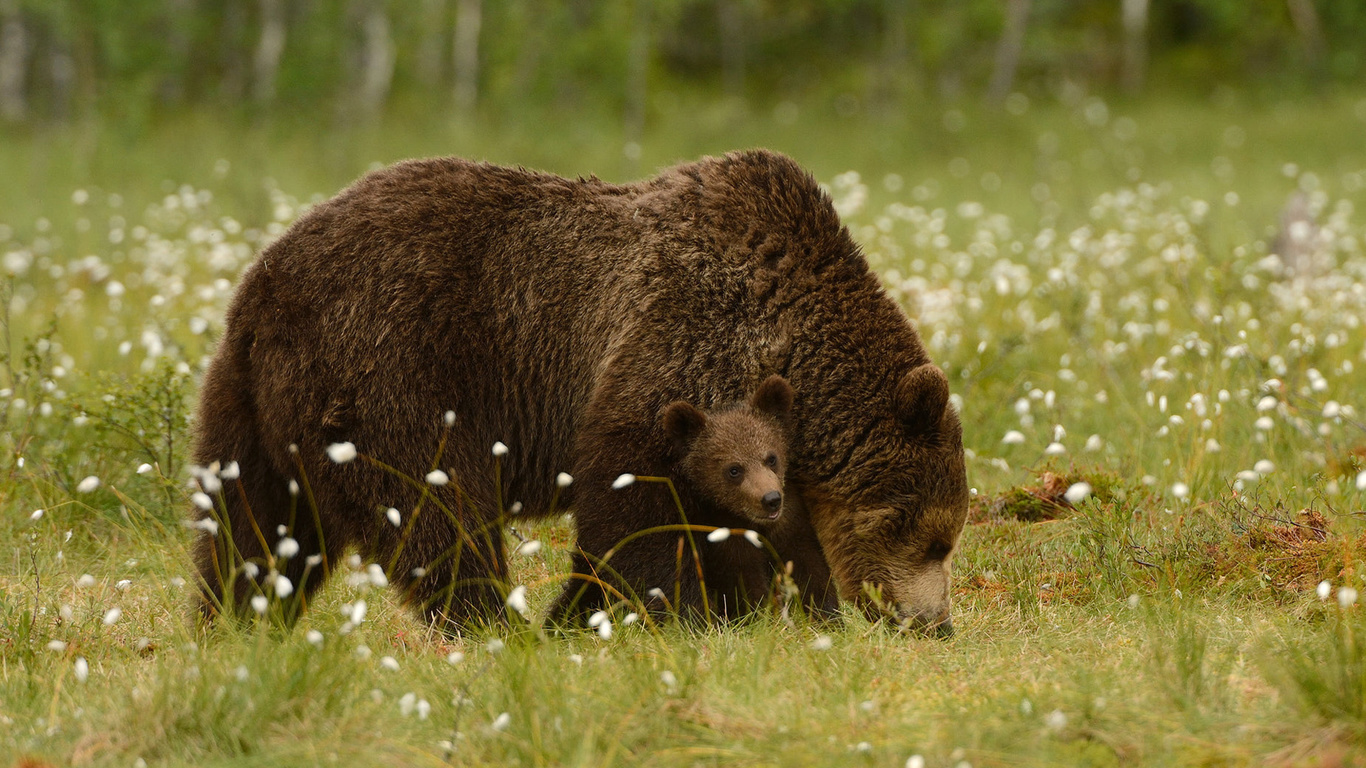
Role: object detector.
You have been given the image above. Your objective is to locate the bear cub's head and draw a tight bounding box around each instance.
[661,375,794,526]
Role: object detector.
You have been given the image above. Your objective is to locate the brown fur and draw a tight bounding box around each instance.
[191,149,967,631]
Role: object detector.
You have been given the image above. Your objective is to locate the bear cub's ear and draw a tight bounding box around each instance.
[661,401,708,446]
[749,374,794,422]
[894,363,950,434]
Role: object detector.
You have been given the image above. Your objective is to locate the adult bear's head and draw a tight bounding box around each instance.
[672,149,970,635]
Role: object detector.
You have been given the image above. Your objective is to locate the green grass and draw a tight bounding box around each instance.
[4,91,1366,766]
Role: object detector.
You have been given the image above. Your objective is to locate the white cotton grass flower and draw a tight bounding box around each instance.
[597,619,613,640]
[1085,434,1103,452]
[514,539,542,556]
[1063,482,1092,505]
[326,442,357,463]
[380,656,400,671]
[568,653,583,665]
[706,527,731,542]
[306,629,324,647]
[76,476,100,493]
[1205,438,1221,453]
[1255,417,1275,431]
[486,638,505,654]
[1254,459,1275,475]
[425,470,450,486]
[587,611,609,628]
[1043,442,1066,456]
[1324,401,1342,419]
[191,492,214,511]
[1339,587,1359,609]
[447,651,465,665]
[744,529,763,548]
[136,463,153,475]
[399,692,416,716]
[612,473,636,489]
[1256,396,1278,412]
[660,670,678,690]
[906,757,926,768]
[1357,471,1366,492]
[354,645,372,660]
[102,607,122,625]
[47,640,68,652]
[622,612,638,626]
[443,410,456,426]
[1001,430,1026,445]
[1045,709,1068,731]
[115,579,131,591]
[1171,483,1191,500]
[220,461,240,480]
[810,635,833,651]
[506,585,529,616]
[492,441,508,457]
[29,509,43,521]
[366,563,388,588]
[491,712,511,732]
[77,574,96,588]
[276,537,300,559]
[416,699,431,720]
[250,595,268,614]
[288,479,300,496]
[74,657,89,683]
[1318,580,1332,600]
[274,574,294,598]
[385,507,401,527]
[556,472,574,488]
[349,599,367,624]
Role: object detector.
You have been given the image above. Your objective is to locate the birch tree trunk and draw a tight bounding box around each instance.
[0,0,29,122]
[717,0,745,102]
[986,0,1030,105]
[453,0,481,112]
[1120,0,1148,93]
[356,2,395,116]
[624,0,649,151]
[1285,0,1325,72]
[252,0,287,105]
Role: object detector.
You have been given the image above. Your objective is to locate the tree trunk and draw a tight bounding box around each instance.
[624,0,649,152]
[356,2,395,116]
[1285,0,1325,72]
[160,0,197,103]
[986,0,1030,105]
[878,0,912,114]
[717,0,745,102]
[416,0,447,87]
[252,0,287,105]
[453,0,481,112]
[0,0,29,122]
[1120,0,1148,94]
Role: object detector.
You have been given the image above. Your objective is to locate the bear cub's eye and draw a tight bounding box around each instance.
[726,464,743,480]
[764,454,778,468]
[926,541,952,561]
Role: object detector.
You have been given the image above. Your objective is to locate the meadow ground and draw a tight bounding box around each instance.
[4,92,1366,766]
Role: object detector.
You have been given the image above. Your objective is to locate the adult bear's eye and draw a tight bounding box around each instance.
[765,454,778,468]
[727,465,743,480]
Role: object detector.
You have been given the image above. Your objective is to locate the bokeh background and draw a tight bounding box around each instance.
[3,0,1365,227]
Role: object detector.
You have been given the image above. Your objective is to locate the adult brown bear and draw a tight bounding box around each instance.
[191,149,968,634]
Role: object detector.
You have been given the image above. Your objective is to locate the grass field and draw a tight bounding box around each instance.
[5,92,1366,766]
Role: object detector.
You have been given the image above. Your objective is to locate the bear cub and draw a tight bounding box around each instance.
[661,374,794,528]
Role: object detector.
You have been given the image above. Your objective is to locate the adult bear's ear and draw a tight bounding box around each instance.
[661,402,707,447]
[894,363,950,435]
[750,375,794,422]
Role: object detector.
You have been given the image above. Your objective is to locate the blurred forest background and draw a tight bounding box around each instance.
[0,0,1361,127]
[2,0,1365,232]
